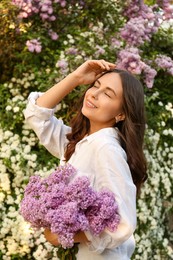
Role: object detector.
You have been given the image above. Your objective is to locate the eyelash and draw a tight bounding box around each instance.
[93,86,111,98]
[105,93,111,98]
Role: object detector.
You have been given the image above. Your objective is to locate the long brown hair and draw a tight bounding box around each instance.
[64,69,147,195]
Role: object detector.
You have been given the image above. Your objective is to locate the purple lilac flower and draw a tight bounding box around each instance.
[116,47,157,88]
[56,59,69,71]
[12,0,57,21]
[46,202,89,248]
[20,196,49,228]
[157,0,173,20]
[12,0,33,19]
[116,47,143,74]
[86,190,120,235]
[20,164,120,248]
[66,47,78,55]
[120,16,155,46]
[48,30,59,40]
[65,176,97,209]
[123,0,143,18]
[54,0,67,7]
[26,39,42,53]
[121,0,161,46]
[110,38,122,49]
[95,45,105,58]
[142,64,157,89]
[155,55,173,76]
[47,164,75,185]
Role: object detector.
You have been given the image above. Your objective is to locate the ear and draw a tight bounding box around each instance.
[115,113,125,123]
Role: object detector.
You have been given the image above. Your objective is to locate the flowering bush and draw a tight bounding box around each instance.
[0,0,173,259]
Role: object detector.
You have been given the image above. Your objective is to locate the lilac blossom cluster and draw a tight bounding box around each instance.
[12,0,66,20]
[155,55,173,75]
[157,0,173,20]
[121,0,160,46]
[117,47,157,88]
[117,47,143,74]
[26,39,42,53]
[12,0,60,43]
[56,59,69,74]
[20,164,120,248]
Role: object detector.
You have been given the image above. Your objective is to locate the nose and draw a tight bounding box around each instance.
[91,89,99,99]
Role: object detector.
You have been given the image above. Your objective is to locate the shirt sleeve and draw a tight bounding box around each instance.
[23,92,71,159]
[84,143,137,254]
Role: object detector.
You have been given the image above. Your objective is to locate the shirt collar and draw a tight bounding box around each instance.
[78,127,120,145]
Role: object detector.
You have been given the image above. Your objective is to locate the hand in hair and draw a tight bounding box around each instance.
[73,59,116,85]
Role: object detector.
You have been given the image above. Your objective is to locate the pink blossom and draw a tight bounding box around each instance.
[155,55,173,75]
[54,0,67,7]
[157,0,173,20]
[26,39,42,53]
[66,47,78,55]
[41,4,49,12]
[40,13,49,21]
[142,64,157,88]
[95,45,105,57]
[48,30,59,40]
[56,59,68,70]
[122,0,161,46]
[116,47,157,88]
[117,47,143,74]
[110,38,122,48]
[49,15,56,21]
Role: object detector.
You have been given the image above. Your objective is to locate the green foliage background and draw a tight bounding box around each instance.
[0,0,173,259]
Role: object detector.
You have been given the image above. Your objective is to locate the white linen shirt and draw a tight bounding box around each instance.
[23,92,137,260]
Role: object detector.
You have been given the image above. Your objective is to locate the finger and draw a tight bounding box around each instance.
[88,60,105,72]
[100,60,116,70]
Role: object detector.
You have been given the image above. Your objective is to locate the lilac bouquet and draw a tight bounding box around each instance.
[20,164,120,249]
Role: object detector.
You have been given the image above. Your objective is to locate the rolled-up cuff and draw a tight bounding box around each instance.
[23,92,56,121]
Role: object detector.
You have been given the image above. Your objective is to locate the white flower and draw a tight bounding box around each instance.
[6,105,12,111]
[63,40,68,45]
[0,174,10,192]
[11,77,16,82]
[4,131,13,139]
[24,82,30,88]
[8,82,13,89]
[55,103,61,111]
[13,106,20,113]
[24,145,31,154]
[158,101,163,106]
[29,73,35,80]
[0,192,5,204]
[161,121,166,126]
[69,38,75,44]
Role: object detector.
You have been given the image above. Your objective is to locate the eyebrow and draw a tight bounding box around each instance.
[96,79,117,96]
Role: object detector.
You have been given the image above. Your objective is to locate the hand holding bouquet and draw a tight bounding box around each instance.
[20,164,120,249]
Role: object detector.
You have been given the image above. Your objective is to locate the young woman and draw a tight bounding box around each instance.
[24,60,147,260]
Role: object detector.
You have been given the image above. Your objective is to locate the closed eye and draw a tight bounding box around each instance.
[105,92,111,98]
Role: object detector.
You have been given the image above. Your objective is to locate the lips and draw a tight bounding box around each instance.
[86,100,97,108]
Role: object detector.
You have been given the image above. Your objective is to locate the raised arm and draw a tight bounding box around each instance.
[36,60,116,108]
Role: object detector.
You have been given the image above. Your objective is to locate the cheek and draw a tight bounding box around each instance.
[85,88,93,96]
[102,102,122,118]
[83,90,90,101]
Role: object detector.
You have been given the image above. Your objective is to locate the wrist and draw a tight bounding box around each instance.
[69,71,84,86]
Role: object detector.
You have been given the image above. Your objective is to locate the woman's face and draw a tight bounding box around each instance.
[82,72,125,133]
